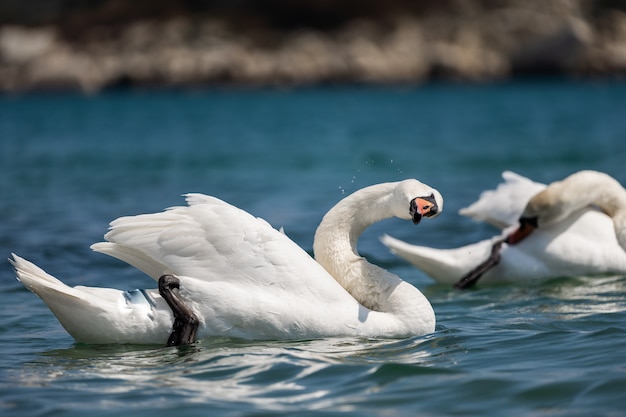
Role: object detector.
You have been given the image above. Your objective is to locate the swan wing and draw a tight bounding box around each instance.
[91,194,343,297]
[459,171,546,229]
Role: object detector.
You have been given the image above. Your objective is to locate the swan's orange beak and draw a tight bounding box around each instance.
[505,217,538,245]
[410,196,439,225]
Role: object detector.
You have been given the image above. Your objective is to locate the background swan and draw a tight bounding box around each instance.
[382,171,626,285]
[12,179,442,344]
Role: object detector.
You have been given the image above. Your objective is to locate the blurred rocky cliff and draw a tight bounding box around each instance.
[1,0,625,92]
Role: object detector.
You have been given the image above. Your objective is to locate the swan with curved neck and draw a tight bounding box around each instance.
[12,179,442,345]
[507,170,626,249]
[382,171,626,288]
[315,181,442,314]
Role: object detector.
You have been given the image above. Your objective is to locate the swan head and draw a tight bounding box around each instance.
[505,187,563,244]
[393,179,443,225]
[506,170,625,245]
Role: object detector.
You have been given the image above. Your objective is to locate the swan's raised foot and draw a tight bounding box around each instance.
[454,240,503,290]
[158,274,199,346]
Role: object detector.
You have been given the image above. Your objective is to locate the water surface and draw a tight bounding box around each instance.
[1,80,626,416]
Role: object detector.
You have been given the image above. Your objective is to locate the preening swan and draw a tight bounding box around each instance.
[382,171,626,288]
[12,179,443,345]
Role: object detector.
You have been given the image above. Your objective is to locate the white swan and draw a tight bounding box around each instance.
[12,179,443,345]
[382,171,626,286]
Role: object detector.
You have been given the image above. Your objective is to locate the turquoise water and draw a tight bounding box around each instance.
[2,80,626,416]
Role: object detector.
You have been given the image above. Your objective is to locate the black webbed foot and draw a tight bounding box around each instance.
[454,240,503,290]
[158,274,199,346]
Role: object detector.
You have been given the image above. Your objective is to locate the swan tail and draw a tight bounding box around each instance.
[10,253,161,344]
[459,171,546,229]
[11,253,81,300]
[10,254,107,341]
[381,235,490,284]
[90,242,168,281]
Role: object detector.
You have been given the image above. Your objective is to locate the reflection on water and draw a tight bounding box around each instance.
[430,273,626,321]
[16,336,438,412]
[534,275,626,319]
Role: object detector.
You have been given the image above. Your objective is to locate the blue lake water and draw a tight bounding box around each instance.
[1,80,626,416]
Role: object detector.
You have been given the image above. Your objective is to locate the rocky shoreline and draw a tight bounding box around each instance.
[1,1,625,92]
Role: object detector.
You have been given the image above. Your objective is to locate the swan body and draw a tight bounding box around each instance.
[382,171,626,284]
[13,180,442,344]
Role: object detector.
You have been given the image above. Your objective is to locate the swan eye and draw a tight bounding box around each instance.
[520,216,538,228]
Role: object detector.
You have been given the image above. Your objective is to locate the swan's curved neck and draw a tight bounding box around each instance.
[315,183,397,259]
[312,181,436,336]
[539,171,626,249]
[313,183,417,312]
